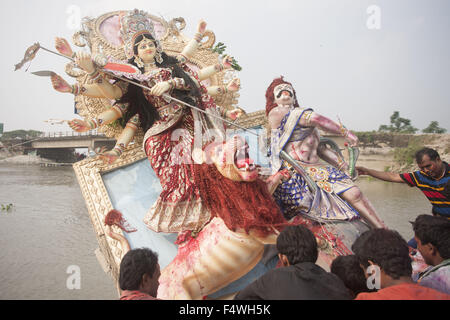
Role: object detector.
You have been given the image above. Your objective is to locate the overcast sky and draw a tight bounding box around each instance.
[1,0,449,133]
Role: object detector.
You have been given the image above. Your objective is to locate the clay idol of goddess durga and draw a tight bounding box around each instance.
[43,9,291,299]
[49,9,253,236]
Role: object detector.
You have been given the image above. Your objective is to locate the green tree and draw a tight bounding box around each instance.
[378,111,418,134]
[0,129,42,140]
[422,121,447,134]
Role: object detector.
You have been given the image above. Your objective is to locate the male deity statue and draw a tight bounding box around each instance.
[266,77,385,229]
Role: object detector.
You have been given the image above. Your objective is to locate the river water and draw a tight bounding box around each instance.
[0,164,117,300]
[0,163,430,300]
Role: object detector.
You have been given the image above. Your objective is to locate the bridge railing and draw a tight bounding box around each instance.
[39,130,107,138]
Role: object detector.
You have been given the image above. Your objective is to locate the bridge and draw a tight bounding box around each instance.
[30,130,116,152]
[2,130,116,162]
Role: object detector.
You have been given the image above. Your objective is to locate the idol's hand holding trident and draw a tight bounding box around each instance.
[55,37,74,58]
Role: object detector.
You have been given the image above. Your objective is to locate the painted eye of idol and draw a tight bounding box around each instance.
[137,40,155,51]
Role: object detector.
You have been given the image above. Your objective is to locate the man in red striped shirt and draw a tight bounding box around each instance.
[357,148,449,247]
[357,148,449,218]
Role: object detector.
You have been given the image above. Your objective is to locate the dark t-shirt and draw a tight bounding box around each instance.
[234,262,352,300]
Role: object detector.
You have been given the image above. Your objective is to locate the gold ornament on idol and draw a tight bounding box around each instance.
[120,9,164,63]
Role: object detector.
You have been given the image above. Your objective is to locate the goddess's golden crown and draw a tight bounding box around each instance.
[120,9,160,59]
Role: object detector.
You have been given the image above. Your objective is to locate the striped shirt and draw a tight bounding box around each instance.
[400,162,450,218]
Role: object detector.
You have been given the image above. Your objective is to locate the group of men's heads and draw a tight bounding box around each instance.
[349,215,449,290]
[118,208,449,298]
[277,213,450,293]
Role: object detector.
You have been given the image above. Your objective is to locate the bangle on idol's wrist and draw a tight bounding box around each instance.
[71,83,86,95]
[171,78,185,90]
[113,143,126,156]
[168,79,175,90]
[340,125,349,138]
[71,83,79,95]
[303,111,313,126]
[193,32,203,43]
[112,147,123,156]
[86,118,99,129]
[89,69,103,83]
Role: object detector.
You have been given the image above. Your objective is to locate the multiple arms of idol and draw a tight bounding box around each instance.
[52,20,242,163]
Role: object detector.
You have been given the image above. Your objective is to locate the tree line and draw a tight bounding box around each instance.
[0,130,43,140]
[378,111,447,134]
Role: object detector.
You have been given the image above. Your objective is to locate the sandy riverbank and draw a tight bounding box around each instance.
[357,133,450,173]
[357,146,396,172]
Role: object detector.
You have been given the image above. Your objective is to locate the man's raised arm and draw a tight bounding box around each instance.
[356,166,405,183]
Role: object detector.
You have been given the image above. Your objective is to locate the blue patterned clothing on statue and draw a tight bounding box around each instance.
[269,107,359,221]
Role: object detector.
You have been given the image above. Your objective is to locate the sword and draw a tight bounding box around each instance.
[16,43,260,137]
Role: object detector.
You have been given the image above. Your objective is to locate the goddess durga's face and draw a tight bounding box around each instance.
[136,38,156,63]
